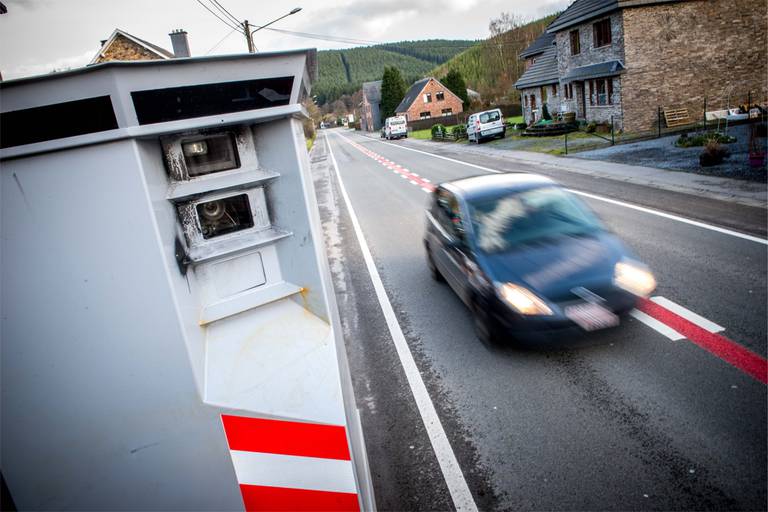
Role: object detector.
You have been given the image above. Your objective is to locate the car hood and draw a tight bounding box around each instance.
[480,231,628,303]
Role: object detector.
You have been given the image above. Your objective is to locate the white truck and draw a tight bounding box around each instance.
[384,115,408,140]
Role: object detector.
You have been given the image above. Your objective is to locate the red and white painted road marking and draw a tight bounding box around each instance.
[635,297,767,384]
[335,134,768,385]
[221,415,360,511]
[345,138,436,194]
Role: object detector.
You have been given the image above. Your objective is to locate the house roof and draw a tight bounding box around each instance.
[514,46,560,89]
[547,0,618,33]
[547,0,685,33]
[519,31,556,59]
[395,77,431,113]
[90,28,174,65]
[561,60,625,81]
[362,80,382,104]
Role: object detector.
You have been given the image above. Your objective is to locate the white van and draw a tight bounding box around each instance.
[384,116,408,140]
[467,108,505,143]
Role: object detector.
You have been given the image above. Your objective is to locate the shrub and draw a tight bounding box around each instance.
[585,122,597,133]
[677,131,736,148]
[514,122,527,130]
[542,104,552,121]
[699,140,729,166]
[451,124,467,137]
[431,124,446,138]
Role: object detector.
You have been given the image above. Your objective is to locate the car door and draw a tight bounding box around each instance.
[431,188,472,303]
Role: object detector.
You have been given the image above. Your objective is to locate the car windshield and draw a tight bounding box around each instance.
[479,111,501,123]
[468,186,604,253]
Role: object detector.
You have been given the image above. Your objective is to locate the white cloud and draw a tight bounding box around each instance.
[5,48,96,80]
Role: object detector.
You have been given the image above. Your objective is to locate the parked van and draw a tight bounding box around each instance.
[467,108,505,143]
[384,116,408,140]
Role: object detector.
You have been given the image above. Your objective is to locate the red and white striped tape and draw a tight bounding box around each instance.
[221,415,361,511]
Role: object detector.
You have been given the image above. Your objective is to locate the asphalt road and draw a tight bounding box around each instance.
[312,129,767,511]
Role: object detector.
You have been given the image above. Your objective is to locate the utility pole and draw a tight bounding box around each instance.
[243,20,255,53]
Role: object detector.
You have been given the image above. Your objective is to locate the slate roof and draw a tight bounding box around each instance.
[515,46,560,89]
[519,31,556,59]
[561,60,625,81]
[395,77,430,113]
[547,0,618,33]
[362,80,382,104]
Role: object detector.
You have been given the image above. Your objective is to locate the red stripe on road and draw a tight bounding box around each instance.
[637,298,767,384]
[221,415,351,460]
[240,485,360,511]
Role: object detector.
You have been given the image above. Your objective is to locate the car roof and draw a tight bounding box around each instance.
[442,173,556,201]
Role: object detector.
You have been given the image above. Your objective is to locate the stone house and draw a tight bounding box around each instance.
[515,0,767,133]
[515,31,560,124]
[395,77,464,122]
[360,80,383,132]
[90,28,190,64]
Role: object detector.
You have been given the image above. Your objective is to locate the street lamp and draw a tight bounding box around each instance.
[244,8,302,53]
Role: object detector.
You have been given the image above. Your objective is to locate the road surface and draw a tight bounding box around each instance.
[312,129,767,511]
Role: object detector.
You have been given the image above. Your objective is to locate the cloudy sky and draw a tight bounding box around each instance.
[0,0,569,80]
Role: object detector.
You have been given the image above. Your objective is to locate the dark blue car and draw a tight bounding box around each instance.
[424,173,657,344]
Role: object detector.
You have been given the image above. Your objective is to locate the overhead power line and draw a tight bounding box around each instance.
[194,0,243,33]
[209,0,242,26]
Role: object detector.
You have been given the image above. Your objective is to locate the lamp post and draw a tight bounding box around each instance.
[244,8,302,53]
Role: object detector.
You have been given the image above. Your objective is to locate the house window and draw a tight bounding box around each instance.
[593,18,612,48]
[420,111,431,119]
[525,95,529,107]
[564,83,573,100]
[441,108,453,116]
[531,95,537,109]
[436,91,445,101]
[423,93,432,103]
[570,30,580,55]
[552,84,557,96]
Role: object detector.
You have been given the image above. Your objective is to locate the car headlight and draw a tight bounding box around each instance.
[498,283,553,316]
[614,260,656,297]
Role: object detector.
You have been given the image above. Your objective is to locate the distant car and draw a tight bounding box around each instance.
[467,108,505,143]
[424,173,656,344]
[384,115,408,140]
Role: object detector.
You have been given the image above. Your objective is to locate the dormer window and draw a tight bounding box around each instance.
[593,18,612,48]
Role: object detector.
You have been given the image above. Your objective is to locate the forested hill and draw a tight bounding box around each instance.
[431,15,557,103]
[315,40,476,106]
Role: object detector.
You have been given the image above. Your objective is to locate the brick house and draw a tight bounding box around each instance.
[515,0,767,133]
[395,77,464,122]
[90,28,190,64]
[360,80,383,132]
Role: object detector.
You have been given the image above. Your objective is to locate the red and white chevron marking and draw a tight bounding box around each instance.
[345,139,436,194]
[221,415,360,511]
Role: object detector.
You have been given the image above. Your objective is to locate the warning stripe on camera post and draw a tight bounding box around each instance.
[221,415,361,511]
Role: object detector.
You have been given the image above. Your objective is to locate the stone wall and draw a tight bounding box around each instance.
[95,34,164,63]
[398,78,464,122]
[555,11,626,79]
[621,0,768,133]
[554,11,626,127]
[521,84,561,124]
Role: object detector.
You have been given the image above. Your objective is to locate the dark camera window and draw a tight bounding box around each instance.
[182,133,239,177]
[196,194,254,239]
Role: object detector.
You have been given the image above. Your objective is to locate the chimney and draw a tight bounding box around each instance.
[169,29,190,58]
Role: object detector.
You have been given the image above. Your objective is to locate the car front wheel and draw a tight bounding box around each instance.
[472,298,502,345]
[426,246,443,282]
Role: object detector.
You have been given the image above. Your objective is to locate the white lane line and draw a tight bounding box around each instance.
[422,187,432,193]
[326,134,478,512]
[650,296,725,333]
[629,309,685,341]
[410,180,419,185]
[353,133,768,246]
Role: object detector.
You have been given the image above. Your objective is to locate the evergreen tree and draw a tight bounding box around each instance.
[442,69,469,108]
[379,66,407,121]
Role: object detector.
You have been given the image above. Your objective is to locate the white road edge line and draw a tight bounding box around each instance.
[326,133,478,512]
[650,296,725,333]
[354,133,768,246]
[629,309,685,341]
